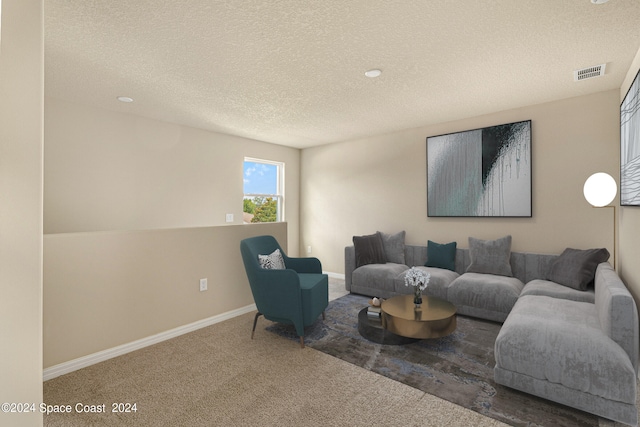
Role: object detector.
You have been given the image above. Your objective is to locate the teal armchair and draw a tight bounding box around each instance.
[240,235,328,348]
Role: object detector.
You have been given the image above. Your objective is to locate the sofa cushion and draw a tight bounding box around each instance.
[447,272,523,321]
[521,279,595,303]
[523,253,558,284]
[466,235,513,277]
[426,240,457,271]
[393,266,459,300]
[352,263,409,294]
[353,233,386,268]
[547,248,610,291]
[378,230,406,264]
[495,295,636,404]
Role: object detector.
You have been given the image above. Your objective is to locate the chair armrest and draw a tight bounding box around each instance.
[283,256,322,274]
[250,268,304,318]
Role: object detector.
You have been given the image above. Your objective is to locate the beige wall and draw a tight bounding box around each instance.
[44,222,287,368]
[619,46,640,303]
[35,8,640,386]
[301,90,620,274]
[44,98,301,255]
[0,0,44,426]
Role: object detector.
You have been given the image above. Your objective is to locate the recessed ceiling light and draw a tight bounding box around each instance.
[365,69,382,78]
[117,96,134,103]
[590,0,609,4]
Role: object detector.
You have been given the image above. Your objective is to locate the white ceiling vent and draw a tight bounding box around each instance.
[574,64,606,82]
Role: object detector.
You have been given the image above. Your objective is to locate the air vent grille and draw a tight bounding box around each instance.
[574,64,606,81]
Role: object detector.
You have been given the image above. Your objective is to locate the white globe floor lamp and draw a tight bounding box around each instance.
[583,172,617,268]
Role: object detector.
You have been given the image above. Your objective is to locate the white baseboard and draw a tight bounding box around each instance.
[43,303,257,382]
[325,271,345,280]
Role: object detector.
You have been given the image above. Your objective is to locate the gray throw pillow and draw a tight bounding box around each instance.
[378,230,406,264]
[547,247,610,291]
[353,233,387,268]
[466,235,513,277]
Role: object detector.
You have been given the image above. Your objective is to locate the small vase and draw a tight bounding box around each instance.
[414,287,422,307]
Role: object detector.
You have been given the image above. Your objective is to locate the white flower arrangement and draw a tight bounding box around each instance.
[404,267,430,291]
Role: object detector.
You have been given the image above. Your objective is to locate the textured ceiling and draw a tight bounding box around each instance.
[45,0,640,149]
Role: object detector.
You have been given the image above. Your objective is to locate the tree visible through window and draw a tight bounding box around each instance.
[243,158,284,223]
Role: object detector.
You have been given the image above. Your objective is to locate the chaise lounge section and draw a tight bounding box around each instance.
[495,263,639,426]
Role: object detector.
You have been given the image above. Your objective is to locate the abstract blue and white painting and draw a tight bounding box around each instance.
[621,69,640,206]
[427,120,531,217]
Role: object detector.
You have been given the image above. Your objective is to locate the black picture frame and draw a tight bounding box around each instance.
[427,120,532,217]
[621,67,640,206]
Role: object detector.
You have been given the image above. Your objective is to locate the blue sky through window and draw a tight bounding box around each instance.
[243,161,278,194]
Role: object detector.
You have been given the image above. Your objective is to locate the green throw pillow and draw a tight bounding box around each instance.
[426,240,457,271]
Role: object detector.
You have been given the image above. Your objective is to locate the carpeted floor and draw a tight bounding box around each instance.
[42,283,634,427]
[267,293,616,427]
[43,302,507,427]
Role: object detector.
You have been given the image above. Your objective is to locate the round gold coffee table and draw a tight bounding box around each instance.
[381,295,456,339]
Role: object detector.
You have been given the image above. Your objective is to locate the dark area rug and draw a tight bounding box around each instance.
[266,293,598,427]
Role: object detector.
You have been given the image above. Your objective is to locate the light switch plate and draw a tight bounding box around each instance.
[225,214,234,223]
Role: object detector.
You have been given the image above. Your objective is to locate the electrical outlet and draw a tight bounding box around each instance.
[199,278,208,292]
[307,246,312,254]
[225,213,234,223]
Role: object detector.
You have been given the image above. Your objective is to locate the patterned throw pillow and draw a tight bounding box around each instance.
[258,249,286,270]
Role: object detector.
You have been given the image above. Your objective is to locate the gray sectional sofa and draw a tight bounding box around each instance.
[344,235,639,426]
[345,241,593,322]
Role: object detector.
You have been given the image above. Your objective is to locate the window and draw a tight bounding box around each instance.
[243,158,284,223]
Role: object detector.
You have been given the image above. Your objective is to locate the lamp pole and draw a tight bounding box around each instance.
[583,172,617,270]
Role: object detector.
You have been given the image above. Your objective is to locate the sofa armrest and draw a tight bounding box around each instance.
[595,262,639,374]
[345,246,356,291]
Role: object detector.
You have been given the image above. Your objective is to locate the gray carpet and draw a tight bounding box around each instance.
[43,307,507,427]
[267,293,600,427]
